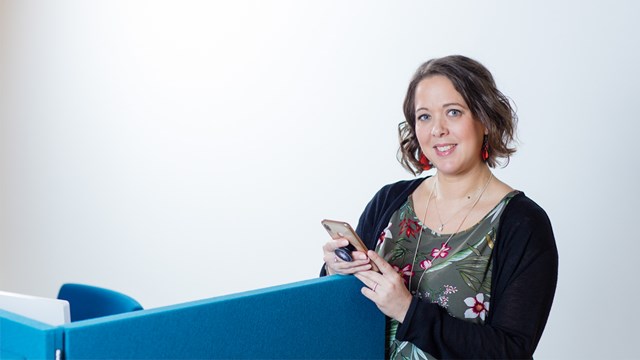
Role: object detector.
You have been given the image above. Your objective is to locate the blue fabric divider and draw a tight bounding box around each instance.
[0,309,61,360]
[63,275,384,359]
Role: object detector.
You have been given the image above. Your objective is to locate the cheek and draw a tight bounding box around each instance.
[414,122,431,143]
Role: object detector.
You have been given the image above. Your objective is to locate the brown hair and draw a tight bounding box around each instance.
[398,55,517,174]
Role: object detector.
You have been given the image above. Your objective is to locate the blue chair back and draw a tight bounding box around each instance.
[57,283,143,322]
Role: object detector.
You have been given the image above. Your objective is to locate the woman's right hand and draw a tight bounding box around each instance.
[322,238,372,275]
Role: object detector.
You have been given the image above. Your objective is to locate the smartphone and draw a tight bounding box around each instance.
[321,219,379,272]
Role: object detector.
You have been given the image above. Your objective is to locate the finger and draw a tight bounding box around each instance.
[367,250,395,275]
[329,258,372,275]
[323,248,342,262]
[322,239,349,253]
[322,253,338,268]
[354,273,381,298]
[323,240,369,264]
[323,248,369,265]
[354,272,372,286]
[350,250,369,261]
[354,271,383,288]
[335,262,373,275]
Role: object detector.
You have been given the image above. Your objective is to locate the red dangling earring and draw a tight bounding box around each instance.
[419,153,432,170]
[481,136,489,162]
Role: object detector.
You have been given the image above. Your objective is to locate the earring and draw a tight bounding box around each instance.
[481,135,489,162]
[419,153,432,170]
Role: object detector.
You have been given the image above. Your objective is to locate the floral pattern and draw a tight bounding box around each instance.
[430,242,451,259]
[422,284,458,308]
[392,264,414,284]
[378,222,392,247]
[464,293,490,321]
[376,191,519,359]
[399,218,421,238]
[419,259,432,271]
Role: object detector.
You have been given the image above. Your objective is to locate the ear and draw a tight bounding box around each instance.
[477,119,489,136]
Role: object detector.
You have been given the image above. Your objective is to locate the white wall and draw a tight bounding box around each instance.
[1,1,638,358]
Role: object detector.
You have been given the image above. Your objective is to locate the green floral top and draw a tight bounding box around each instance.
[376,191,519,359]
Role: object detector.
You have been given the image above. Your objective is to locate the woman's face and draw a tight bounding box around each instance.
[414,75,487,175]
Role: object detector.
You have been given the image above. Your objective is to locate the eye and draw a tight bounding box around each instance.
[417,113,431,121]
[447,109,462,117]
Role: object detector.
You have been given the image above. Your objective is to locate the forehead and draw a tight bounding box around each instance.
[414,75,467,108]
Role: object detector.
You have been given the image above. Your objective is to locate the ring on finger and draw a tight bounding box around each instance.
[373,282,378,292]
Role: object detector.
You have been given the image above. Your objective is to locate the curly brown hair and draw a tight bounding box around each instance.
[398,55,517,175]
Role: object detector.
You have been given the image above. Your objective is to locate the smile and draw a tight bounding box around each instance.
[433,144,457,157]
[435,144,455,152]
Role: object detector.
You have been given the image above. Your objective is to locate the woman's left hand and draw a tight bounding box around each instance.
[354,250,413,323]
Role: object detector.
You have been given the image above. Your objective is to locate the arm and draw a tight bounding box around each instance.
[395,195,558,358]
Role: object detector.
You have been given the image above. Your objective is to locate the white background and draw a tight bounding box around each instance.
[1,1,639,358]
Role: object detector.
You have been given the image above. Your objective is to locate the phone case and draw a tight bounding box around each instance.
[321,219,379,272]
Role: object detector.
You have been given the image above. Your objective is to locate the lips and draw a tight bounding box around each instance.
[434,144,456,156]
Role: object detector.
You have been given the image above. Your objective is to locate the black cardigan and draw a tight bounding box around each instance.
[321,177,558,358]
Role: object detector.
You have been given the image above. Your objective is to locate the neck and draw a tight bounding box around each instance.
[434,166,492,201]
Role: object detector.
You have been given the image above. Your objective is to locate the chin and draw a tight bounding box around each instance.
[433,163,469,175]
[432,162,457,173]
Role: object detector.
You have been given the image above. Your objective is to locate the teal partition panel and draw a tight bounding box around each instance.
[0,309,61,360]
[63,275,384,359]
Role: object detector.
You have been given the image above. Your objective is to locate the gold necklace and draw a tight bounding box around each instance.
[434,183,468,232]
[407,172,493,293]
[433,174,490,232]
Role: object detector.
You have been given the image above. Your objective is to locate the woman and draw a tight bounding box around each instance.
[321,55,558,359]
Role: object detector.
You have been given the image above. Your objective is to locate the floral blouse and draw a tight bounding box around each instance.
[375,191,519,359]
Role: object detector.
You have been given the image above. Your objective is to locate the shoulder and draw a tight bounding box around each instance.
[371,177,428,203]
[497,192,556,253]
[502,192,551,226]
[360,177,427,219]
[356,177,428,242]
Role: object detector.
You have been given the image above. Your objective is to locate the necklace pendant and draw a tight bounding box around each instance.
[439,224,444,232]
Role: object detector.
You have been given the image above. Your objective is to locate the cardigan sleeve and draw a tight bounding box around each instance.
[395,194,558,358]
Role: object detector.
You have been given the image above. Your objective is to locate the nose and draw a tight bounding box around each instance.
[431,116,447,137]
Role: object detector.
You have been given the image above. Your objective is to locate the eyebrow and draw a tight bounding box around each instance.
[415,102,467,113]
[443,102,466,108]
